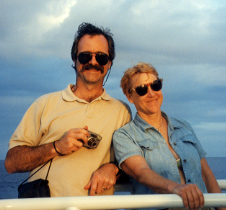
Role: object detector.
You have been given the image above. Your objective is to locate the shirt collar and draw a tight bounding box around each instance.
[61,84,112,103]
[133,111,182,132]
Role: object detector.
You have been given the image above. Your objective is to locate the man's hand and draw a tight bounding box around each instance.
[171,183,204,210]
[84,163,119,195]
[5,126,90,173]
[54,126,89,155]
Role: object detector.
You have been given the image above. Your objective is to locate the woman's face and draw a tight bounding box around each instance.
[127,73,163,117]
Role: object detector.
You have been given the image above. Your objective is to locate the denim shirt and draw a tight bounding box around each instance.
[113,112,207,195]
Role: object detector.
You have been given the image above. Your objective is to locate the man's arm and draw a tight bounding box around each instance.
[5,144,56,173]
[5,127,89,173]
[84,162,119,195]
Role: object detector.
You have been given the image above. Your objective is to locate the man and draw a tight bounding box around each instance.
[5,23,131,197]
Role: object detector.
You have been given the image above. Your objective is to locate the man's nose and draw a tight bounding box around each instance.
[89,54,98,65]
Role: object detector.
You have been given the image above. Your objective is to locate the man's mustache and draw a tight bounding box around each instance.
[81,64,104,73]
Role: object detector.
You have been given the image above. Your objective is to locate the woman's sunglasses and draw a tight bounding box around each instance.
[132,79,163,96]
[77,52,109,66]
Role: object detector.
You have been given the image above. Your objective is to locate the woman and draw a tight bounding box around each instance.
[113,62,224,210]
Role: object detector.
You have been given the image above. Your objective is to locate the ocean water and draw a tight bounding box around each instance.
[0,157,226,199]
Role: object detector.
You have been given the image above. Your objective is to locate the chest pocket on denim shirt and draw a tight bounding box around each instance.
[180,134,196,144]
[138,139,159,156]
[179,134,200,158]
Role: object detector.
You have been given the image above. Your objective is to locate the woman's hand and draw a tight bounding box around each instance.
[171,183,204,209]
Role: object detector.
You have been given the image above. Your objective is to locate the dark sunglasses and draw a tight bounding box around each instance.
[77,52,109,66]
[132,79,163,96]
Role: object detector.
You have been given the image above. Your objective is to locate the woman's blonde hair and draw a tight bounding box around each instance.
[120,62,159,96]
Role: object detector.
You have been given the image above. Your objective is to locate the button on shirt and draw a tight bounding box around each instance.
[113,112,208,195]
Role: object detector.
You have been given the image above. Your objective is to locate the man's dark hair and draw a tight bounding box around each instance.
[71,23,115,68]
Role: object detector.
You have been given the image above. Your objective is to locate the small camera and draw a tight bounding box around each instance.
[79,130,102,149]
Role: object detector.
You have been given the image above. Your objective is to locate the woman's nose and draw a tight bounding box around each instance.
[147,86,155,97]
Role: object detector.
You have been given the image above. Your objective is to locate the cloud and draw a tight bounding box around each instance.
[0,0,77,61]
[0,0,225,159]
[38,0,76,28]
[195,122,226,132]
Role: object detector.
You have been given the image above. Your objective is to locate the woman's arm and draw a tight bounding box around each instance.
[201,158,226,210]
[201,157,222,193]
[122,155,204,209]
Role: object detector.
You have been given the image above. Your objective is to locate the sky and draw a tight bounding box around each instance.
[0,0,225,159]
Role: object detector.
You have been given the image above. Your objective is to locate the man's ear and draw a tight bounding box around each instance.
[126,93,134,104]
[108,61,112,69]
[73,60,77,71]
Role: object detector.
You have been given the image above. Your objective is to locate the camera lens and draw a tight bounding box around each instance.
[89,141,97,147]
[88,135,97,148]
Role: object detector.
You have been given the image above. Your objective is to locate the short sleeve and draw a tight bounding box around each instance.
[9,98,45,149]
[113,128,143,168]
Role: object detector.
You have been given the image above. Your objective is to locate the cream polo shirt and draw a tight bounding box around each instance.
[9,84,131,197]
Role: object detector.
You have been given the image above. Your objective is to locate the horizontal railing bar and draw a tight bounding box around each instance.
[0,193,226,210]
[218,180,226,190]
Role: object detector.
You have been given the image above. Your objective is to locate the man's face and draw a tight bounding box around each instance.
[75,34,112,85]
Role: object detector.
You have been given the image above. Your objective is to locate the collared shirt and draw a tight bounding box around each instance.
[9,84,131,197]
[113,112,207,195]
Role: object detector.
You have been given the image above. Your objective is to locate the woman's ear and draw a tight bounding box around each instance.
[126,93,134,104]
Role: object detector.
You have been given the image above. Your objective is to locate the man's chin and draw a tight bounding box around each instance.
[87,69,101,72]
[83,74,103,84]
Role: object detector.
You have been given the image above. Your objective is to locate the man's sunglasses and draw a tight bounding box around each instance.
[132,79,163,96]
[77,52,109,66]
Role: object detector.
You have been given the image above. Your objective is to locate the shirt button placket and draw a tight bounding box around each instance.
[182,159,191,183]
[171,142,180,181]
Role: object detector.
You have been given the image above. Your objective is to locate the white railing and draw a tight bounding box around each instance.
[0,194,226,210]
[0,180,225,210]
[218,180,226,190]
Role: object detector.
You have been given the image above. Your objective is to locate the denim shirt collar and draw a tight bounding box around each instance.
[133,111,182,133]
